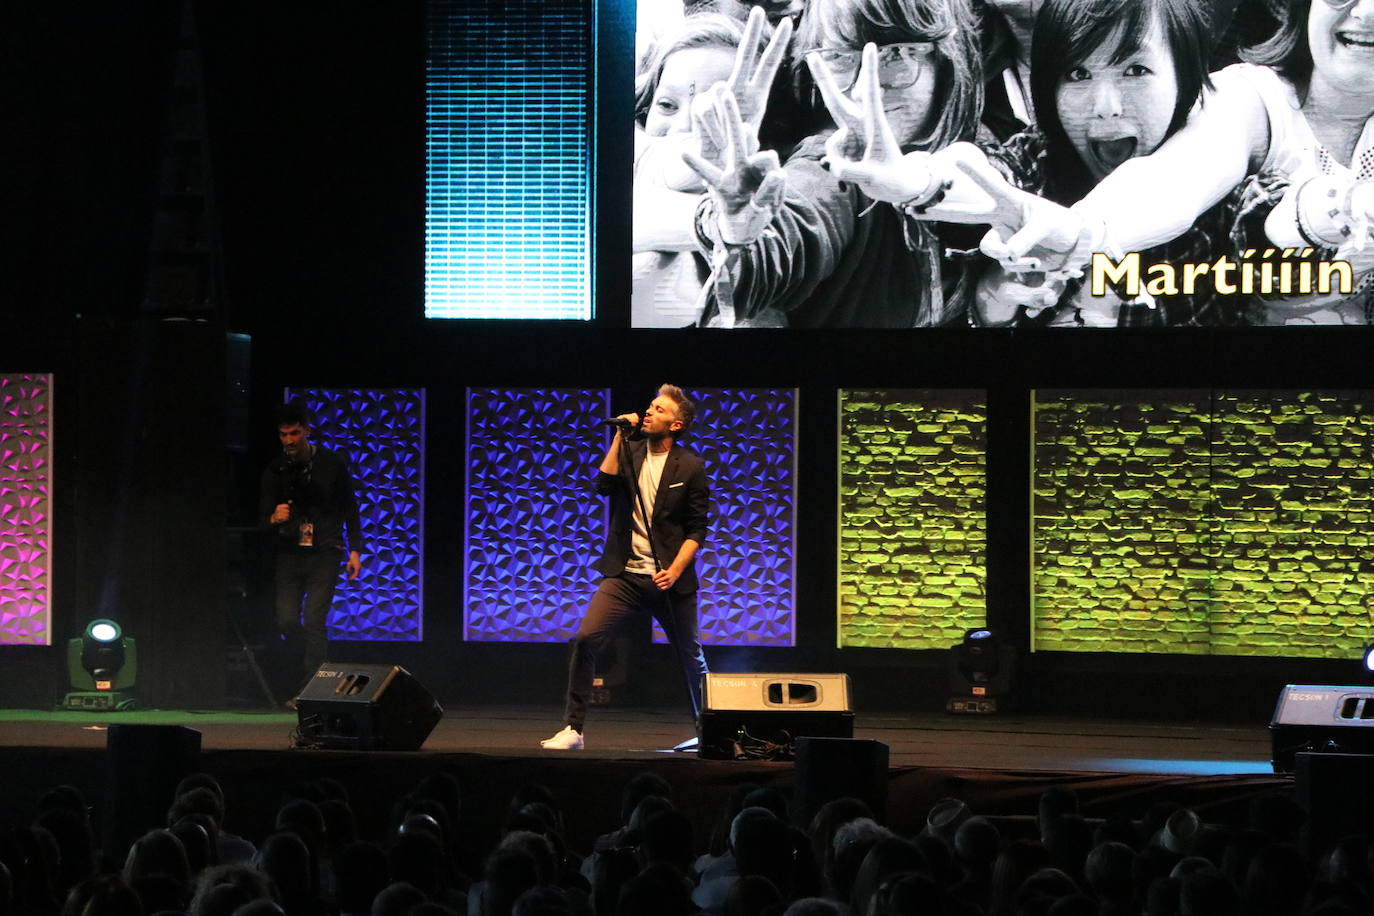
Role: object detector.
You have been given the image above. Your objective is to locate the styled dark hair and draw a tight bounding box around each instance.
[1241,0,1314,89]
[658,383,696,437]
[1031,0,1214,204]
[274,400,314,430]
[792,0,983,151]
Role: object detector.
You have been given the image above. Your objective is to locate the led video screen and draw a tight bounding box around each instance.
[837,389,988,648]
[631,0,1369,328]
[1032,390,1374,660]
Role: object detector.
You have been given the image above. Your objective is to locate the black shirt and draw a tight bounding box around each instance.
[258,443,365,553]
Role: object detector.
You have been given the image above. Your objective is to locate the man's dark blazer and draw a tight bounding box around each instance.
[593,437,709,596]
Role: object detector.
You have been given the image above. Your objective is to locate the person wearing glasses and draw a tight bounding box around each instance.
[960,0,1374,325]
[684,0,985,327]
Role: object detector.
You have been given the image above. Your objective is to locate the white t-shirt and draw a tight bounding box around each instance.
[624,448,668,574]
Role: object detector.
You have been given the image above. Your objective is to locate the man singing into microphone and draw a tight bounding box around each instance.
[541,383,710,750]
[258,401,364,700]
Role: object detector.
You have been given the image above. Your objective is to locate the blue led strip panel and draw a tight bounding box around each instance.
[655,388,798,646]
[464,388,797,646]
[465,389,611,641]
[425,0,592,320]
[286,388,426,641]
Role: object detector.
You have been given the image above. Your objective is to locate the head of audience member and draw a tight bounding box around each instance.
[953,815,1001,874]
[1153,808,1202,858]
[1042,814,1094,884]
[722,873,783,916]
[639,809,696,875]
[275,800,325,858]
[741,786,790,823]
[587,848,640,916]
[171,817,215,875]
[1015,866,1081,915]
[1035,787,1078,839]
[33,804,97,896]
[399,813,444,846]
[175,773,228,811]
[619,772,674,827]
[370,881,427,916]
[1046,893,1097,916]
[828,816,892,905]
[636,9,771,138]
[414,772,462,825]
[171,787,228,835]
[793,0,982,150]
[60,874,142,916]
[731,806,797,895]
[849,836,926,914]
[1179,865,1239,916]
[1243,842,1311,916]
[1143,874,1182,916]
[499,831,558,888]
[189,864,278,916]
[618,862,695,916]
[988,838,1052,916]
[483,846,540,916]
[1093,815,1141,850]
[511,884,573,916]
[1248,792,1305,845]
[386,829,448,902]
[807,796,874,889]
[123,827,192,888]
[506,801,562,839]
[709,782,763,858]
[318,798,358,857]
[1319,835,1373,888]
[333,841,389,916]
[625,795,675,846]
[1083,840,1135,905]
[254,831,314,916]
[780,897,848,916]
[920,797,972,851]
[914,830,956,888]
[232,900,287,916]
[1030,0,1214,201]
[2,825,57,915]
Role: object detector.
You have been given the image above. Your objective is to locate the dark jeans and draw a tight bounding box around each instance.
[274,548,343,683]
[563,573,708,731]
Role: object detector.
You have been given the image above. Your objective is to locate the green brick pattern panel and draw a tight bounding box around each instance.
[838,390,988,649]
[1033,390,1374,659]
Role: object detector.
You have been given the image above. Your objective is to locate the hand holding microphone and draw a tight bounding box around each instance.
[604,412,641,430]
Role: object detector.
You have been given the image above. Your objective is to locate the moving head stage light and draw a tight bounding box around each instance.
[63,618,138,711]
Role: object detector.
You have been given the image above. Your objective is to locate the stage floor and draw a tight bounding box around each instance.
[0,705,1289,849]
[0,703,1276,774]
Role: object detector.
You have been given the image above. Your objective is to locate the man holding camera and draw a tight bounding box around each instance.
[259,402,364,696]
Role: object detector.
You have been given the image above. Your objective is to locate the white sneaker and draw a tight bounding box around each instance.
[539,726,584,750]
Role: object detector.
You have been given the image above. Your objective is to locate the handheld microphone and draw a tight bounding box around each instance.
[603,417,635,429]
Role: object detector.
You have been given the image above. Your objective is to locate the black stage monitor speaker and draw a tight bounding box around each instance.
[294,664,443,751]
[104,724,201,860]
[698,673,854,760]
[1269,684,1374,773]
[795,736,889,826]
[1296,752,1374,856]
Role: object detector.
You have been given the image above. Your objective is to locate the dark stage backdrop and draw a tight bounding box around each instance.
[2,1,1372,720]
